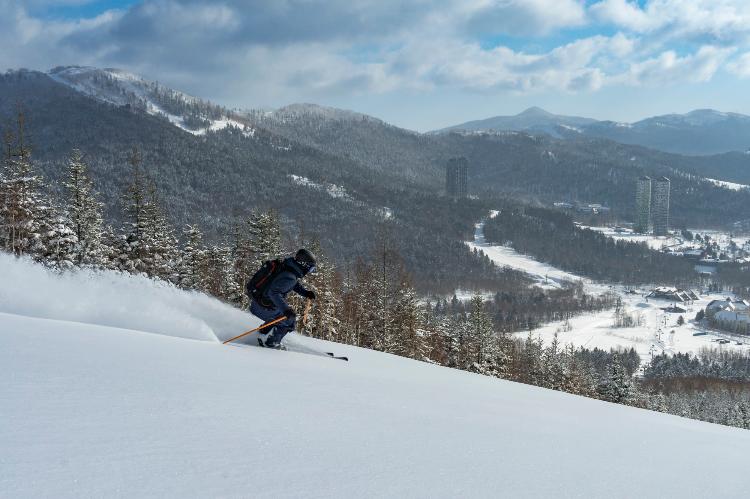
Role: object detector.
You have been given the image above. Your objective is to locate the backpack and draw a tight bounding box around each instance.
[246,259,283,305]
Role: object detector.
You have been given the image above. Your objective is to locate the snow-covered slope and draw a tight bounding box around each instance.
[2,254,749,498]
[48,66,254,137]
[706,177,750,191]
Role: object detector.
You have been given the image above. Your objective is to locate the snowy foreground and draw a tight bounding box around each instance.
[2,255,750,498]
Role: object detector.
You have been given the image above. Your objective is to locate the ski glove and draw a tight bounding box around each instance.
[285,308,297,321]
[303,290,317,300]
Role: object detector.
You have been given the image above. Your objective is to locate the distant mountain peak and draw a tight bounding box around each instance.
[518,106,553,117]
[433,107,598,135]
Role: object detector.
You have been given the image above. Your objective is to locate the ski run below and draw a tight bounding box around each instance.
[2,254,750,498]
[468,217,750,363]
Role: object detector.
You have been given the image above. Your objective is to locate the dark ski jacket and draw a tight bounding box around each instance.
[259,257,310,313]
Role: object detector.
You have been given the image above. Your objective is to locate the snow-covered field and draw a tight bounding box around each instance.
[2,255,750,498]
[584,226,682,250]
[469,217,750,362]
[531,291,750,364]
[586,225,750,254]
[467,220,581,289]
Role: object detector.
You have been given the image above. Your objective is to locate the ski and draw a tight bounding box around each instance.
[253,337,347,360]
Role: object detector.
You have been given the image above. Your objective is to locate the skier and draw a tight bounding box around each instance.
[248,249,317,349]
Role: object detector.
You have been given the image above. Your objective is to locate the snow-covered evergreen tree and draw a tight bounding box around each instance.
[116,149,178,282]
[390,278,426,360]
[468,295,498,374]
[204,245,242,303]
[229,209,283,307]
[36,207,77,269]
[247,209,281,269]
[178,224,209,291]
[298,240,342,342]
[63,149,106,266]
[0,113,47,257]
[141,180,179,282]
[597,356,634,404]
[540,334,570,390]
[115,149,149,274]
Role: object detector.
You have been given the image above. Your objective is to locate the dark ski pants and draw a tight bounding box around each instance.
[250,300,296,344]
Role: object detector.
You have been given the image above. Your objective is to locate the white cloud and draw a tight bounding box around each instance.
[620,45,735,86]
[465,0,587,36]
[591,0,750,44]
[727,51,750,78]
[1,0,749,108]
[590,0,660,32]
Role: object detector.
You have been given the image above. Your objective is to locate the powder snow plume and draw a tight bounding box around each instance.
[0,253,258,342]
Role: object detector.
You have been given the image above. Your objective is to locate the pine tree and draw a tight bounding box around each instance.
[0,111,47,257]
[247,209,281,269]
[178,224,209,291]
[63,149,106,266]
[142,180,179,282]
[455,313,473,370]
[116,149,178,282]
[36,207,77,269]
[298,240,341,342]
[541,334,570,390]
[230,209,283,307]
[204,245,241,302]
[367,236,401,351]
[597,356,634,404]
[466,295,494,373]
[390,278,425,359]
[116,148,149,274]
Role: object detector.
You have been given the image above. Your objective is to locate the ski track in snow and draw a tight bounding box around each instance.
[2,256,750,498]
[467,218,587,290]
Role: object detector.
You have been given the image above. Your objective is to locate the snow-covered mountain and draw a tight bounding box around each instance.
[2,253,749,498]
[582,109,750,155]
[434,106,598,136]
[48,66,254,137]
[437,107,750,155]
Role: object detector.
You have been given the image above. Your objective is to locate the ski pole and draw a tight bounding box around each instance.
[223,315,288,345]
[302,299,312,328]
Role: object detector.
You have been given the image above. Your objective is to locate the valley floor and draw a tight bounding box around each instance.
[468,217,750,364]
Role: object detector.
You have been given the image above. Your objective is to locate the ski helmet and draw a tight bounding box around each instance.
[294,248,317,274]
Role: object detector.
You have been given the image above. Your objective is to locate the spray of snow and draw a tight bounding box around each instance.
[0,253,258,342]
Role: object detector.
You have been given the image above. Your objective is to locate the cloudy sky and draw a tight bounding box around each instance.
[3,0,750,131]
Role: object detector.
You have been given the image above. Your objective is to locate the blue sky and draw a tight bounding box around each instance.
[28,1,137,20]
[3,0,750,131]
